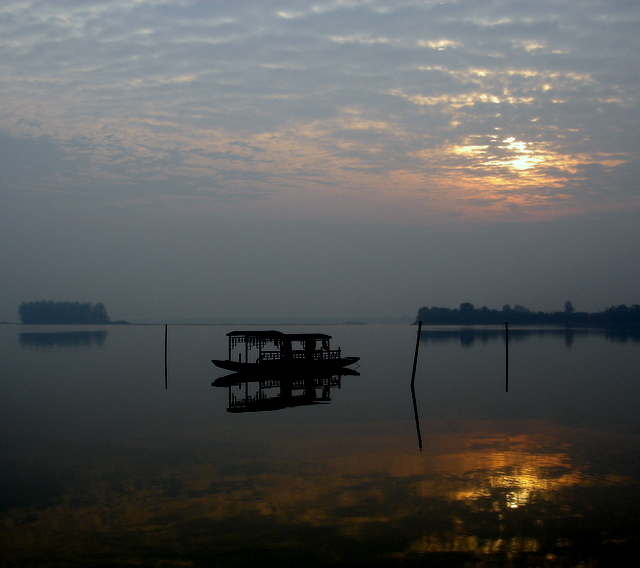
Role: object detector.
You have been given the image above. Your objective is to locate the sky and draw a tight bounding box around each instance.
[1,0,639,323]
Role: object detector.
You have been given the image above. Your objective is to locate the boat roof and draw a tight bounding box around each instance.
[226,330,332,341]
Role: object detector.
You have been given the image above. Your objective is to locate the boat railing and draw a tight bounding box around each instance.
[259,351,281,361]
[260,379,281,389]
[230,391,267,407]
[258,376,342,389]
[259,349,342,361]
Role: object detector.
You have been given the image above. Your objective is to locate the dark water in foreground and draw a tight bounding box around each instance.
[1,324,639,567]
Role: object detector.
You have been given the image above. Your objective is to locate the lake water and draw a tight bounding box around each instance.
[1,323,639,567]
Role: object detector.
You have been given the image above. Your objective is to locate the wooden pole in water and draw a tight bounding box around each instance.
[505,321,509,392]
[411,321,423,451]
[164,324,168,389]
[411,321,422,385]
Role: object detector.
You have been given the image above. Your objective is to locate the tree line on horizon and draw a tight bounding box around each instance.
[19,301,112,324]
[415,302,640,327]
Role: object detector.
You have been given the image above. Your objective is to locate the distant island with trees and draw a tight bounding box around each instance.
[19,301,127,324]
[415,302,640,328]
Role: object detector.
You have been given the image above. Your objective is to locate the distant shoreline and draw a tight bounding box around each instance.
[414,303,640,328]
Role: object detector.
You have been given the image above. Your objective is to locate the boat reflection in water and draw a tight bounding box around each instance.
[212,368,359,412]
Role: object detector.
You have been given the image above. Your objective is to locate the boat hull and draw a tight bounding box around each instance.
[212,367,360,387]
[212,356,359,375]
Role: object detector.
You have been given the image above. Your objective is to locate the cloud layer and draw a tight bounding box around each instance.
[2,0,639,223]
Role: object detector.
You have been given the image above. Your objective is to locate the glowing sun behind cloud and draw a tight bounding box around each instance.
[454,135,565,178]
[495,137,545,171]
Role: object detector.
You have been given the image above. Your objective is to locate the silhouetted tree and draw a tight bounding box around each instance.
[415,302,640,328]
[19,301,111,324]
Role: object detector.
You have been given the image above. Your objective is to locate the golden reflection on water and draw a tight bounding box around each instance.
[1,419,638,566]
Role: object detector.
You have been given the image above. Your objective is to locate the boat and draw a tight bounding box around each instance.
[211,330,359,375]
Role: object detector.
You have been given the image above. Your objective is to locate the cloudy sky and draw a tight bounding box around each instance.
[1,0,639,323]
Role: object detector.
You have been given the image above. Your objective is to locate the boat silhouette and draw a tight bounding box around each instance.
[212,330,359,374]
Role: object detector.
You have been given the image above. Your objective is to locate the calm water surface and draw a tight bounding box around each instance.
[1,324,639,567]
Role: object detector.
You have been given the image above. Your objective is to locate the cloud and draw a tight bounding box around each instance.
[1,0,639,224]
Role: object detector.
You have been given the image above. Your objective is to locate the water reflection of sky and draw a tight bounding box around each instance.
[1,324,639,566]
[2,419,639,566]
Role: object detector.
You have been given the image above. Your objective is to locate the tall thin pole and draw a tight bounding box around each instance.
[505,321,509,392]
[164,324,168,389]
[411,321,423,451]
[411,321,422,385]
